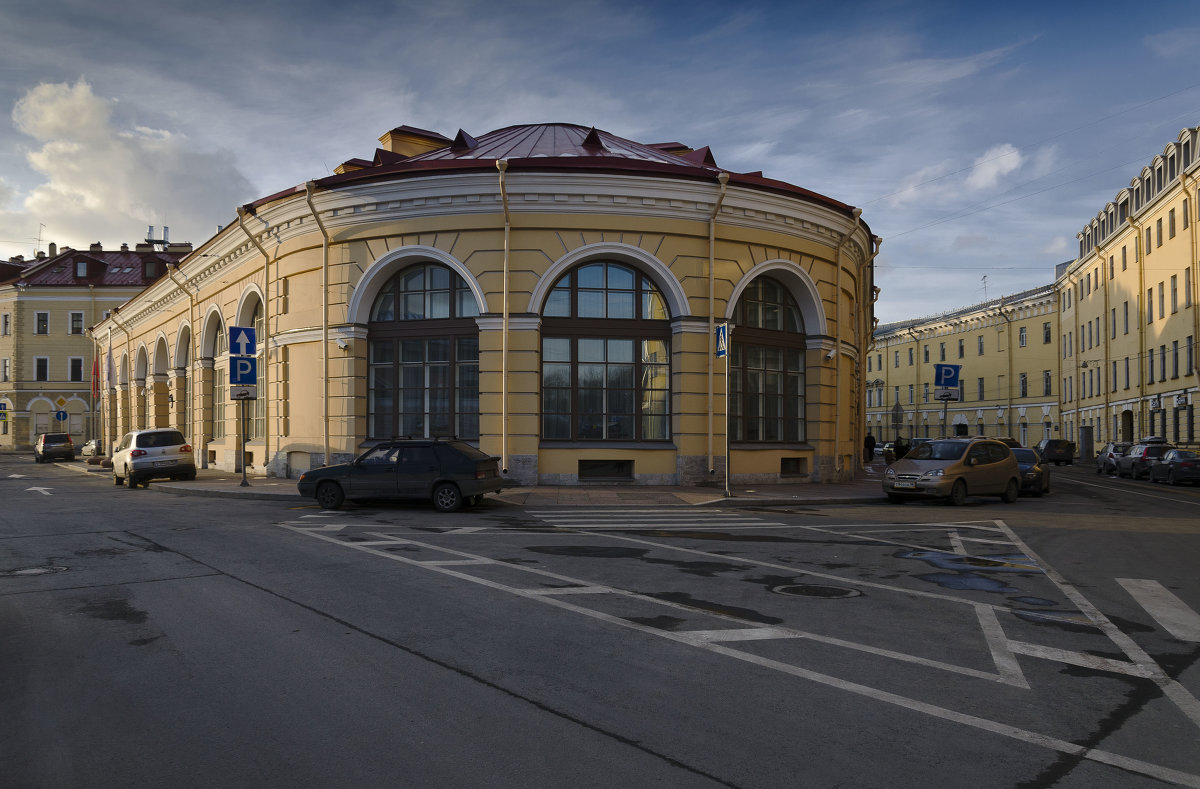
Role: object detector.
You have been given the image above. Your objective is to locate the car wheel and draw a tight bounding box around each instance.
[886,493,906,504]
[949,480,967,506]
[1001,479,1019,504]
[125,468,138,488]
[113,471,123,485]
[433,482,463,512]
[185,471,197,481]
[1168,471,1178,486]
[315,481,345,510]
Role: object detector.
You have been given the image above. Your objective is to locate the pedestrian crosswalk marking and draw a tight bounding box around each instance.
[527,508,783,529]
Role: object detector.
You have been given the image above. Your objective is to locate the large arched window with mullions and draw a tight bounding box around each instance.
[368,263,480,439]
[541,261,671,441]
[729,277,806,443]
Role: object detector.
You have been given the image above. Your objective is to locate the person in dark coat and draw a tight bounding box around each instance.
[894,435,910,460]
[864,432,876,463]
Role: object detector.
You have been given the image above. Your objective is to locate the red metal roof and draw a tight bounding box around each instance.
[3,247,187,288]
[293,122,860,221]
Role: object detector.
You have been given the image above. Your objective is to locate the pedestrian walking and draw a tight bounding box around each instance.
[864,432,876,463]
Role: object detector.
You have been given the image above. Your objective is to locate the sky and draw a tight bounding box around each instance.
[0,0,1197,324]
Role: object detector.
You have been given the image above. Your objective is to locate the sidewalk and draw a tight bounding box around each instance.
[63,457,890,507]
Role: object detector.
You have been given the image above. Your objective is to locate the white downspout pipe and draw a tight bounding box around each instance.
[304,182,332,467]
[497,160,511,475]
[166,264,199,456]
[708,172,729,475]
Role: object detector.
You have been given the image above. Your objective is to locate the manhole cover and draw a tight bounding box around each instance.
[4,566,70,577]
[771,584,861,599]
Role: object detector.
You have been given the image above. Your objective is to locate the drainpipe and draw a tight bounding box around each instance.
[108,312,131,446]
[834,208,862,475]
[996,301,1014,434]
[166,263,200,460]
[237,207,273,475]
[1097,243,1111,442]
[1129,216,1146,436]
[708,172,729,475]
[1184,172,1200,428]
[496,160,511,475]
[304,182,332,467]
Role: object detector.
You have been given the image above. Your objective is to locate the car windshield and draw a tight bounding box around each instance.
[907,441,967,461]
[1013,449,1038,463]
[1174,450,1199,460]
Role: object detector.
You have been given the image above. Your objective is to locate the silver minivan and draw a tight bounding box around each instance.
[112,429,197,488]
[883,438,1021,505]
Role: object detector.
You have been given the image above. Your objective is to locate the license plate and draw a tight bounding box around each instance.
[893,480,915,489]
[154,460,174,467]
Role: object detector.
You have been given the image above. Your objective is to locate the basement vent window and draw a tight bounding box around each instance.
[578,460,633,480]
[780,458,808,477]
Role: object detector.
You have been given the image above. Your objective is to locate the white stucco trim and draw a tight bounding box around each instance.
[347,245,484,325]
[527,242,688,318]
[726,260,828,336]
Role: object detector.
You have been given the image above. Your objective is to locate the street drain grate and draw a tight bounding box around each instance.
[771,584,861,599]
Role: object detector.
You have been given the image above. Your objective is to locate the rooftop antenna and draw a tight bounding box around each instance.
[981,274,989,302]
[36,222,45,255]
[145,224,169,250]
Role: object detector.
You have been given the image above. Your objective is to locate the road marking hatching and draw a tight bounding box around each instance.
[280,514,1200,787]
[1118,578,1200,642]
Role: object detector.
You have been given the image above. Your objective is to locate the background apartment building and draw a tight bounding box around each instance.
[866,285,1060,447]
[1059,125,1199,455]
[0,241,190,451]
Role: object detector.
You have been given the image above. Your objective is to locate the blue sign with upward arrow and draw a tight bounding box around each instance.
[230,326,256,356]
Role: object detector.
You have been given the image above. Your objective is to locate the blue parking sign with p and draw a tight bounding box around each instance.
[230,356,257,386]
[934,364,961,388]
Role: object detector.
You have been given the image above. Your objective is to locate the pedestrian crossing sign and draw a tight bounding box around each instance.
[716,323,728,358]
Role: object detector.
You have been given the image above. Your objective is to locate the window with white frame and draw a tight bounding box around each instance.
[69,357,84,382]
[35,357,49,381]
[70,312,84,335]
[1018,372,1027,398]
[1,313,9,335]
[1018,326,1027,347]
[1,358,9,382]
[35,312,49,334]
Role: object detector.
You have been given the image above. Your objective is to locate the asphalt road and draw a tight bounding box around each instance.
[2,456,1198,788]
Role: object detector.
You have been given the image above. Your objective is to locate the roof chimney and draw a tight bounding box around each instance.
[121,243,129,252]
[48,242,57,257]
[90,242,103,252]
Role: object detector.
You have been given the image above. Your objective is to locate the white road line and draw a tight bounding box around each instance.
[281,521,1200,786]
[947,529,968,555]
[1118,578,1200,642]
[679,628,798,643]
[1007,641,1154,678]
[974,604,1029,689]
[998,521,1200,729]
[1069,477,1200,505]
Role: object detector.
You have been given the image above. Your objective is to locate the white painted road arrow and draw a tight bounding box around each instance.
[8,473,27,478]
[26,487,52,495]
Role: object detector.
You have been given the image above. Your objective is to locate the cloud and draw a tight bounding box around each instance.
[965,144,1023,190]
[1041,237,1070,255]
[1143,28,1198,58]
[2,80,254,254]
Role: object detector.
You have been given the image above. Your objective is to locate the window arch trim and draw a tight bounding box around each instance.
[529,243,687,318]
[726,261,828,336]
[348,246,484,325]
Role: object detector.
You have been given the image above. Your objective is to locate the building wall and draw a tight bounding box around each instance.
[865,287,1060,447]
[94,167,875,486]
[1060,126,1200,450]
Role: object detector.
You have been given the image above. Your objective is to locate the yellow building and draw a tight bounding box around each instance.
[1,242,189,450]
[1059,125,1199,453]
[866,285,1060,447]
[92,123,879,486]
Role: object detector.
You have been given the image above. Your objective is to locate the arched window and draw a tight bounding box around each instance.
[541,261,670,441]
[207,321,227,441]
[368,264,480,439]
[248,301,265,439]
[729,277,806,443]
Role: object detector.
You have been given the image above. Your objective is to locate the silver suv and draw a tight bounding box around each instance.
[112,429,197,488]
[883,437,1021,505]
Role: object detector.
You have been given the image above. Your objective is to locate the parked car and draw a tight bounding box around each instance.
[1012,447,1050,496]
[992,436,1022,448]
[1034,438,1075,465]
[1095,442,1132,475]
[1117,440,1174,480]
[111,428,197,488]
[883,437,1021,506]
[1147,448,1200,486]
[33,432,74,462]
[297,438,503,511]
[80,438,105,457]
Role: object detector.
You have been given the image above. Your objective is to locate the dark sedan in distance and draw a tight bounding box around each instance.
[1148,449,1200,486]
[1012,447,1050,496]
[297,438,503,511]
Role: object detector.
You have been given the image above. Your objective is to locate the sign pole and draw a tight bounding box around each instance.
[240,397,249,487]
